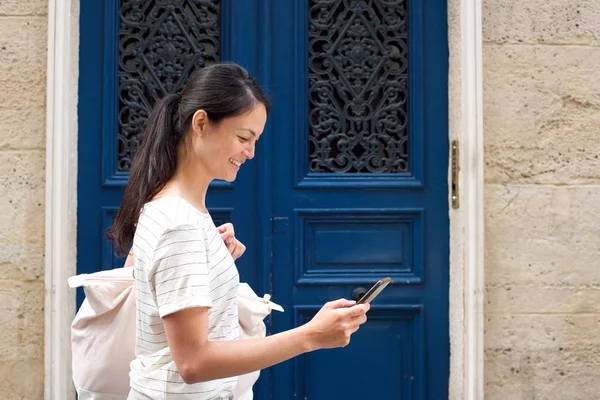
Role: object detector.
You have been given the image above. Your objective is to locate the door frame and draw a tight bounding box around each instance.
[43,0,484,398]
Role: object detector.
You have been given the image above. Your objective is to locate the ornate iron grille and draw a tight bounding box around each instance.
[118,0,220,172]
[308,0,409,173]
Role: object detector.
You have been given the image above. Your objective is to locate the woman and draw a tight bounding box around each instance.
[107,63,369,400]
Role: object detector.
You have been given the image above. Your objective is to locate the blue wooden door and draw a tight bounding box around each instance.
[77,1,448,399]
[78,1,275,395]
[267,1,449,399]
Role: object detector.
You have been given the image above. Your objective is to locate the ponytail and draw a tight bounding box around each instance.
[106,93,182,255]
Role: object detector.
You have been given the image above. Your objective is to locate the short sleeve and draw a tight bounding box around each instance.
[150,224,212,318]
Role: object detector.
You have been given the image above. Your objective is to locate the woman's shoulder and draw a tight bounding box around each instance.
[138,196,211,236]
[133,197,213,261]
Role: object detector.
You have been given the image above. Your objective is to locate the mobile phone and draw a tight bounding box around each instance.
[355,277,393,305]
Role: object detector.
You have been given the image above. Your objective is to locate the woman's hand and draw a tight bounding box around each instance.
[217,223,246,261]
[303,299,369,350]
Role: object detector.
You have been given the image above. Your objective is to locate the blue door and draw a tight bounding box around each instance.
[78,1,449,399]
[78,1,266,290]
[267,1,449,399]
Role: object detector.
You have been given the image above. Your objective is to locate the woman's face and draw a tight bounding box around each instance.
[190,103,267,182]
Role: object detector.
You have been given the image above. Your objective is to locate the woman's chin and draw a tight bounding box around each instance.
[222,172,238,183]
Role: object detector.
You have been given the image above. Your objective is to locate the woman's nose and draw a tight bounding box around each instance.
[244,145,255,159]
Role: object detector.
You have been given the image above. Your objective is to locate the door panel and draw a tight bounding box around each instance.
[268,0,448,399]
[293,209,424,284]
[296,306,422,400]
[77,0,270,396]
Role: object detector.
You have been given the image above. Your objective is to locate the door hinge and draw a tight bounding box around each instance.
[272,217,289,233]
[451,140,460,209]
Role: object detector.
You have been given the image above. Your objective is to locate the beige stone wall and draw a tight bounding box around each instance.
[483,0,600,399]
[0,0,48,399]
[2,0,599,399]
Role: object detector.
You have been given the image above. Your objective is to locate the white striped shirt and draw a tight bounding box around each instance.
[128,196,239,400]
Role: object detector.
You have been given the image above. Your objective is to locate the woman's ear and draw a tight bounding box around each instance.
[191,110,208,137]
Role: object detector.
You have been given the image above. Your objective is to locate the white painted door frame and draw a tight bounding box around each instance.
[44,0,78,399]
[459,0,485,398]
[44,0,484,398]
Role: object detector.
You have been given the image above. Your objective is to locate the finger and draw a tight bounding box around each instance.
[328,299,356,309]
[229,241,239,256]
[343,303,369,317]
[232,243,244,259]
[351,312,368,325]
[220,231,234,242]
[217,223,229,233]
[348,315,367,333]
[233,248,243,260]
[348,323,361,335]
[227,241,236,254]
[234,240,245,252]
[218,222,234,233]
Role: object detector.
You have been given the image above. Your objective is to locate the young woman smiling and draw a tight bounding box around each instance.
[107,63,369,400]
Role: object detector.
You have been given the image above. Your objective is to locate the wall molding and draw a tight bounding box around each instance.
[44,0,78,399]
[461,0,485,397]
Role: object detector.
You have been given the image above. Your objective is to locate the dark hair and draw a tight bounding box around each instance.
[107,63,270,255]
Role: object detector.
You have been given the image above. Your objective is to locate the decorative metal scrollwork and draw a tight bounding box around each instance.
[118,0,220,172]
[308,0,409,173]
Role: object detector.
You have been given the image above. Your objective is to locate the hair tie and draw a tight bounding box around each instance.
[173,92,182,107]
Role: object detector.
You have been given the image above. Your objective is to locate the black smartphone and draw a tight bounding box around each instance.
[355,277,393,305]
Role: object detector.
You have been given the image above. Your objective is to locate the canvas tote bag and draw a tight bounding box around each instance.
[69,267,283,400]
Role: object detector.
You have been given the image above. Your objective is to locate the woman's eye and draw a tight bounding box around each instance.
[238,136,250,142]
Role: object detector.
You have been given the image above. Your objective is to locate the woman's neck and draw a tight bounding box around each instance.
[157,164,211,214]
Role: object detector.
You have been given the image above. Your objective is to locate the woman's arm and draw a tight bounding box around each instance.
[162,299,369,384]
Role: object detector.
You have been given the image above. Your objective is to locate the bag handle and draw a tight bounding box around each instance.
[68,274,87,288]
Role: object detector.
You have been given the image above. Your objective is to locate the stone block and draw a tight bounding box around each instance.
[0,0,47,16]
[485,347,600,399]
[485,314,600,399]
[0,105,46,150]
[0,150,45,280]
[485,184,600,286]
[0,15,46,150]
[0,358,44,400]
[0,280,44,361]
[487,285,600,314]
[484,0,600,45]
[485,183,600,398]
[485,314,600,351]
[0,17,47,109]
[483,44,600,184]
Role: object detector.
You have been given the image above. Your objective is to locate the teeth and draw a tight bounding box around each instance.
[229,158,241,167]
